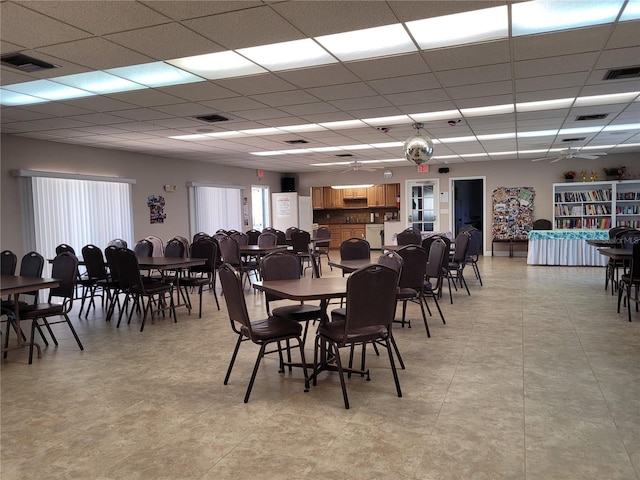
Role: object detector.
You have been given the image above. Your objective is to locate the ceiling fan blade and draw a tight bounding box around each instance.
[339,168,351,174]
[361,167,379,172]
[575,154,599,160]
[549,157,564,163]
[531,157,553,162]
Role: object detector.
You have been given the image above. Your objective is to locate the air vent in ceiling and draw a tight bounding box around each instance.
[284,139,308,144]
[561,137,586,142]
[335,153,354,157]
[576,114,608,121]
[1,53,59,72]
[194,114,229,123]
[604,66,640,80]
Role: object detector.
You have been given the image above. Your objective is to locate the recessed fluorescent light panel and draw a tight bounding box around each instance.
[315,24,416,61]
[409,110,462,122]
[516,98,574,112]
[361,115,410,126]
[512,0,625,36]
[318,120,365,129]
[167,51,266,79]
[106,62,203,88]
[574,92,640,107]
[460,104,514,117]
[406,6,508,49]
[620,0,640,21]
[53,71,147,94]
[4,79,94,101]
[0,89,48,106]
[237,39,337,71]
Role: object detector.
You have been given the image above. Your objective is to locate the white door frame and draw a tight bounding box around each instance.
[449,176,488,255]
[404,178,440,232]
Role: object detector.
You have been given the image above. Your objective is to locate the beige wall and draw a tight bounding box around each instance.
[2,134,638,256]
[298,152,639,254]
[1,134,282,257]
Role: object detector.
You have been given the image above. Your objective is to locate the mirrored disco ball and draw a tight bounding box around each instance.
[403,134,434,165]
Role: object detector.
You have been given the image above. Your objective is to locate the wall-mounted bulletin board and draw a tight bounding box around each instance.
[492,186,535,239]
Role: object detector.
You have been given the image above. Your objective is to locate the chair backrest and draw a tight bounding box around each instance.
[144,235,164,257]
[257,232,277,247]
[532,219,552,230]
[274,230,287,245]
[55,244,75,255]
[291,230,311,254]
[377,250,403,274]
[49,252,79,302]
[165,238,186,258]
[339,237,370,260]
[107,238,128,249]
[218,235,241,265]
[134,239,154,257]
[421,236,436,255]
[1,250,17,275]
[465,229,482,258]
[218,263,252,336]
[342,265,399,340]
[619,229,640,250]
[245,229,261,245]
[216,229,228,235]
[396,228,422,246]
[260,251,301,304]
[396,245,427,289]
[452,231,471,263]
[20,251,44,278]
[189,239,217,274]
[104,245,121,282]
[213,232,228,243]
[230,231,249,246]
[425,239,447,288]
[308,244,321,278]
[192,232,212,244]
[286,226,300,240]
[314,226,331,249]
[262,227,276,234]
[609,226,632,240]
[81,244,108,280]
[113,248,144,292]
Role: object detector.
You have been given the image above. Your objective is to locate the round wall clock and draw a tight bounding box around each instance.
[383,169,393,179]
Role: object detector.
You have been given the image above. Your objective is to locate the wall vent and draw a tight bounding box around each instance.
[576,114,608,121]
[194,114,229,123]
[604,66,640,80]
[284,139,308,144]
[1,53,59,72]
[561,137,586,142]
[335,153,354,157]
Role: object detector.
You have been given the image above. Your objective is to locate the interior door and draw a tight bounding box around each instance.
[406,180,438,232]
[452,176,485,245]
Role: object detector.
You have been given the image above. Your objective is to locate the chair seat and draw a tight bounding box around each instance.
[396,287,418,299]
[423,280,436,292]
[241,316,302,342]
[180,276,210,287]
[318,320,387,344]
[272,304,321,322]
[130,282,171,295]
[14,303,65,318]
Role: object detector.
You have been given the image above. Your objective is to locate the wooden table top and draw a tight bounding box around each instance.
[239,245,288,254]
[328,259,373,273]
[598,248,632,260]
[0,275,60,295]
[135,257,206,269]
[253,277,348,302]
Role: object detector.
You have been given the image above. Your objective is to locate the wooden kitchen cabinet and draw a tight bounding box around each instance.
[311,187,324,209]
[385,183,399,207]
[323,187,343,208]
[340,225,365,243]
[342,187,368,200]
[367,185,385,207]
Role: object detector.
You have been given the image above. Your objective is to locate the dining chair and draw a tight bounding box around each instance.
[285,226,300,241]
[7,252,84,364]
[274,230,287,245]
[219,263,308,403]
[338,238,370,269]
[107,238,128,249]
[192,232,212,244]
[55,244,75,255]
[617,240,640,322]
[230,231,249,246]
[103,245,124,322]
[605,227,633,293]
[1,250,17,275]
[257,232,277,247]
[245,229,261,245]
[218,235,260,287]
[79,244,110,317]
[179,238,219,317]
[314,226,332,270]
[447,231,471,296]
[396,228,422,246]
[291,230,316,276]
[465,228,483,286]
[312,264,401,409]
[144,235,165,257]
[114,248,176,332]
[395,245,430,336]
[134,239,154,257]
[423,238,448,325]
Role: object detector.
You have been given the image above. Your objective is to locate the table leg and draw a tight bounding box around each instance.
[1,293,42,359]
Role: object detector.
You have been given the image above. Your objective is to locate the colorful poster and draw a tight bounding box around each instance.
[148,195,166,224]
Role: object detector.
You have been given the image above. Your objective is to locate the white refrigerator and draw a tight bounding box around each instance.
[271,192,313,232]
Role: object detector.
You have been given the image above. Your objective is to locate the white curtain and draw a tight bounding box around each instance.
[193,185,242,235]
[28,176,133,272]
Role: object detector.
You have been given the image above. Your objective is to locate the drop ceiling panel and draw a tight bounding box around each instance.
[385,89,450,106]
[306,83,379,101]
[159,82,237,102]
[368,74,439,95]
[344,53,431,81]
[437,64,512,88]
[276,65,360,89]
[514,52,599,79]
[446,82,513,100]
[515,73,589,93]
[214,75,296,96]
[329,95,392,111]
[140,1,263,21]
[249,90,321,107]
[423,40,511,71]
[512,26,609,61]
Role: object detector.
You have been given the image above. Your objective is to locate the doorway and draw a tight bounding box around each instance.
[251,185,270,231]
[451,177,485,244]
[406,179,439,232]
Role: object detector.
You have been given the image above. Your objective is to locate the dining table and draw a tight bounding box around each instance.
[253,276,348,379]
[328,258,373,274]
[597,248,632,261]
[0,274,60,357]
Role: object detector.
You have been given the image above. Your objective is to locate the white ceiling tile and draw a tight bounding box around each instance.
[214,75,296,96]
[369,74,439,95]
[595,47,640,69]
[276,64,360,88]
[423,40,511,71]
[108,108,174,122]
[515,73,589,93]
[437,64,512,87]
[606,20,640,49]
[514,52,599,79]
[158,82,237,102]
[199,96,269,113]
[107,89,186,108]
[345,53,431,81]
[249,90,320,107]
[38,38,154,70]
[307,83,379,101]
[447,81,513,100]
[140,1,263,21]
[512,26,610,61]
[329,95,392,111]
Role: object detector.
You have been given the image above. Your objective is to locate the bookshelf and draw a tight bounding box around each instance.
[553,180,640,230]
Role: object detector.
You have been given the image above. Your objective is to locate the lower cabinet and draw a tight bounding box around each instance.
[328,224,366,249]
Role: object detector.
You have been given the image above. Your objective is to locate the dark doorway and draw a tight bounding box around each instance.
[453,178,484,247]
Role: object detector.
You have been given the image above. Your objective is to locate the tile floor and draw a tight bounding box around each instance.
[1,255,639,479]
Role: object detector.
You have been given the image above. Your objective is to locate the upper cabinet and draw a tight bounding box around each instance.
[323,187,344,208]
[312,187,324,209]
[367,185,385,207]
[385,184,399,207]
[342,187,368,200]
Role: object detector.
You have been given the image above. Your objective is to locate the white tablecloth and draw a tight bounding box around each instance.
[527,230,608,266]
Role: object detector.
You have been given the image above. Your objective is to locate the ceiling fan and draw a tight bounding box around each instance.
[339,161,381,174]
[531,146,607,163]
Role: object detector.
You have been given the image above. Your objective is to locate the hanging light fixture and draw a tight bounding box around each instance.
[403,122,434,165]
